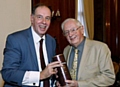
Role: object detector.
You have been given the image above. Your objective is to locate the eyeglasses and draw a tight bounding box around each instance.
[63,26,82,36]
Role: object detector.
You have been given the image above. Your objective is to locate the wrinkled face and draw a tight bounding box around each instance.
[31,6,51,37]
[63,20,84,47]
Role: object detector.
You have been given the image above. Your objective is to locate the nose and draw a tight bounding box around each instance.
[68,30,74,36]
[42,18,46,24]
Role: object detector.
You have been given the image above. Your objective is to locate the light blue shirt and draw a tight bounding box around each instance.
[68,37,85,80]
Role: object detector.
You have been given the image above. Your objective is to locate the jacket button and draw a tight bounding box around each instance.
[33,83,35,85]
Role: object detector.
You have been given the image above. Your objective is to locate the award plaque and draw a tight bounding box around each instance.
[53,54,72,86]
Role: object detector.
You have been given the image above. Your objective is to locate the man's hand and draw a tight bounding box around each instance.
[56,80,78,87]
[40,61,62,80]
[65,80,78,87]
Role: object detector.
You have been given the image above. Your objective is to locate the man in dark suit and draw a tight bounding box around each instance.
[1,3,62,87]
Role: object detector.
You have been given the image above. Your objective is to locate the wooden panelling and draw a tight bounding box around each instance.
[94,0,120,62]
[94,0,104,41]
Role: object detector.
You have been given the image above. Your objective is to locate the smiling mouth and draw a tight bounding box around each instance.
[39,25,46,29]
[70,35,76,40]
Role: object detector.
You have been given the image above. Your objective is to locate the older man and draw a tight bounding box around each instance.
[60,18,115,87]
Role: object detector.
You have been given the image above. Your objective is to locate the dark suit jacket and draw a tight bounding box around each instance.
[1,27,56,87]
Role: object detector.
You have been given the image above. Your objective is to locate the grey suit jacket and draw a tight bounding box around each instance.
[63,38,115,87]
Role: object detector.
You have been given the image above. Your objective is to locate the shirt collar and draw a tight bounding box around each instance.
[72,37,86,52]
[31,26,45,43]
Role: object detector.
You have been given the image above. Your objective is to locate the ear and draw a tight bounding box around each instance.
[81,26,84,35]
[30,14,34,23]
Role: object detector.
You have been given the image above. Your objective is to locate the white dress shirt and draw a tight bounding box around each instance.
[22,26,50,86]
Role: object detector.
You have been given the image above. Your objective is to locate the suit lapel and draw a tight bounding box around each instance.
[45,35,52,63]
[65,39,91,79]
[27,28,39,70]
[78,39,90,78]
[66,46,72,65]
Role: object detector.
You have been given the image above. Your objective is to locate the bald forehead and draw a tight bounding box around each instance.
[35,6,51,13]
[65,20,77,26]
[34,6,52,17]
[32,5,51,16]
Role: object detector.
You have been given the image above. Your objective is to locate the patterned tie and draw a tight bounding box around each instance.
[40,39,50,87]
[70,49,78,80]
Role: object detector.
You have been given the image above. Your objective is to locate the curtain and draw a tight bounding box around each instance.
[76,0,94,39]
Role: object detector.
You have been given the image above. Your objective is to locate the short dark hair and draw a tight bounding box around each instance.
[32,3,52,15]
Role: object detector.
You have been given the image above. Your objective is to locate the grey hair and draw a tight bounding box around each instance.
[61,18,82,31]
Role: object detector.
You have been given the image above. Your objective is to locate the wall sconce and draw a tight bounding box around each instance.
[52,9,61,21]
